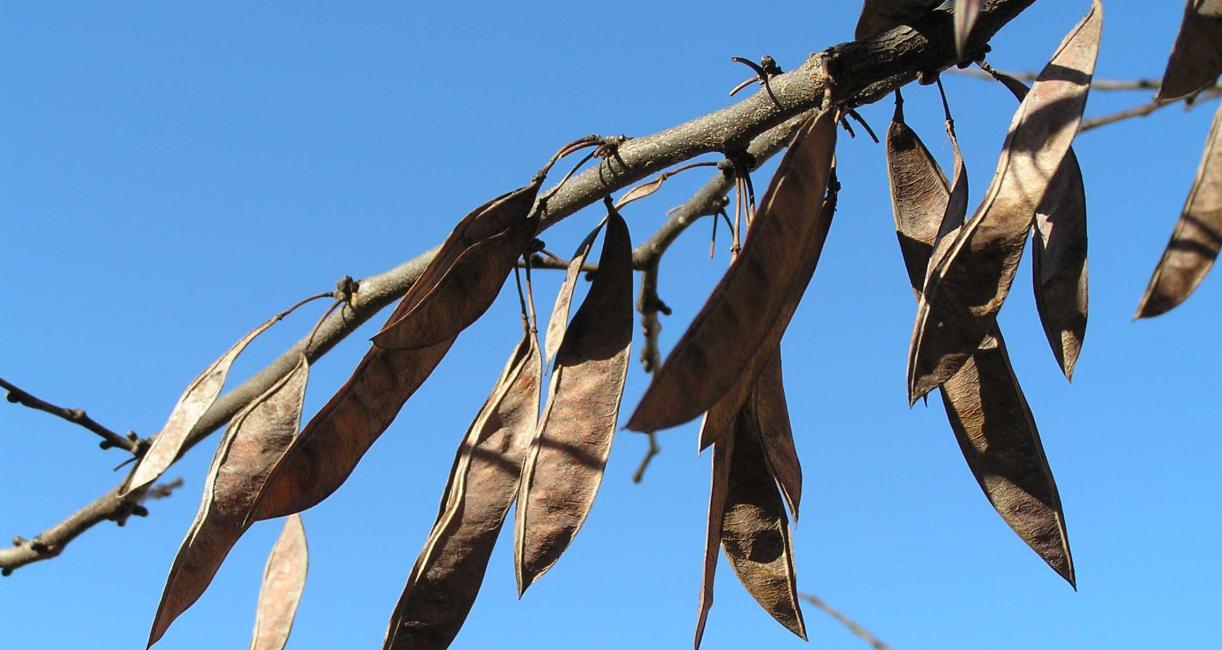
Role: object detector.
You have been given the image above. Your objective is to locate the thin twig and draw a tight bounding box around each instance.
[1079,88,1222,133]
[0,377,141,454]
[630,432,660,484]
[953,68,1222,92]
[800,593,892,650]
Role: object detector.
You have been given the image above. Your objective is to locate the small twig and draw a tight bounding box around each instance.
[800,593,892,650]
[636,263,670,374]
[1079,88,1222,133]
[140,477,185,501]
[630,432,660,484]
[0,377,142,455]
[953,68,1222,92]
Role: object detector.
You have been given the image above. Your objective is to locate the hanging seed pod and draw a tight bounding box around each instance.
[954,0,982,56]
[908,0,1102,403]
[694,430,734,650]
[384,331,542,650]
[628,109,838,434]
[544,220,605,363]
[148,356,310,647]
[249,515,308,650]
[854,0,942,39]
[1136,105,1222,317]
[1156,0,1222,102]
[515,204,633,593]
[373,181,542,350]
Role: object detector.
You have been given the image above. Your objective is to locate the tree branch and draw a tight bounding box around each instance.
[801,593,892,650]
[0,377,143,455]
[0,0,1038,574]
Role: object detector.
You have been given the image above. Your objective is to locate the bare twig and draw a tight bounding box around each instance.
[1080,88,1222,132]
[0,0,1040,574]
[630,432,660,484]
[800,593,892,650]
[953,68,1222,92]
[0,377,142,455]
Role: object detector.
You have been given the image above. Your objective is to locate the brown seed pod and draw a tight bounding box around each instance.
[544,220,604,363]
[248,337,456,523]
[1137,104,1222,317]
[854,0,942,40]
[886,100,1074,586]
[148,356,310,647]
[373,181,542,351]
[125,315,281,495]
[515,204,633,593]
[954,0,982,56]
[628,109,838,434]
[750,353,802,521]
[384,332,542,650]
[1156,0,1222,102]
[694,415,735,650]
[908,0,1102,403]
[249,514,308,650]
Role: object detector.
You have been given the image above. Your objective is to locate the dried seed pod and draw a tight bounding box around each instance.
[990,69,1089,379]
[248,337,456,522]
[750,353,802,520]
[515,205,633,593]
[1156,0,1222,101]
[909,0,1102,403]
[721,412,806,640]
[694,419,735,649]
[628,109,838,434]
[1137,104,1222,317]
[384,332,542,650]
[854,0,942,40]
[249,514,308,650]
[125,315,280,495]
[373,181,541,350]
[886,102,1074,586]
[954,0,982,56]
[544,220,604,363]
[148,356,310,647]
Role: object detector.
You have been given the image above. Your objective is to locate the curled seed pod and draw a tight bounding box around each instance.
[373,181,542,351]
[515,205,633,593]
[628,109,838,434]
[125,315,281,495]
[148,356,310,647]
[249,514,308,650]
[384,332,542,650]
[908,0,1102,403]
[886,100,1074,586]
[1156,0,1222,102]
[1137,104,1222,317]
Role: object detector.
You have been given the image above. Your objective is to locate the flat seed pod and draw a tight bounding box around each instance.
[1137,104,1222,317]
[515,206,633,594]
[249,514,308,650]
[954,0,982,56]
[544,220,605,363]
[854,0,942,40]
[721,412,806,640]
[148,356,310,647]
[373,182,541,350]
[750,353,802,520]
[694,423,735,649]
[125,315,279,495]
[628,109,837,434]
[384,332,542,650]
[886,107,1075,586]
[248,337,456,522]
[1156,0,1222,101]
[990,69,1089,380]
[908,0,1102,403]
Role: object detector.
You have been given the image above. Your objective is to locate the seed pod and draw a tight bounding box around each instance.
[249,515,308,650]
[148,356,310,647]
[125,315,280,495]
[1137,104,1222,317]
[384,332,542,650]
[248,337,456,522]
[544,220,604,363]
[954,0,982,56]
[990,69,1089,380]
[694,418,735,650]
[886,101,1074,586]
[373,181,542,350]
[854,0,942,39]
[750,353,802,520]
[909,0,1102,403]
[1156,0,1222,101]
[628,109,837,434]
[515,205,633,593]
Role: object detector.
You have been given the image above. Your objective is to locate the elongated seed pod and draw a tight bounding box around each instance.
[248,515,308,650]
[1156,0,1222,101]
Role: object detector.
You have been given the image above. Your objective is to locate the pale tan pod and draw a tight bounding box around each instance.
[954,0,982,56]
[249,514,308,650]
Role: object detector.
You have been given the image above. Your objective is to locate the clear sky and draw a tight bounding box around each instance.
[2,2,1219,649]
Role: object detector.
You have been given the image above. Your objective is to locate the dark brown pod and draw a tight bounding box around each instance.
[148,356,310,647]
[749,353,802,520]
[248,337,456,522]
[1137,104,1222,317]
[908,1,1102,403]
[384,333,542,650]
[373,182,541,350]
[249,514,308,650]
[693,430,734,650]
[854,0,941,40]
[1156,0,1222,101]
[515,205,633,593]
[544,220,604,363]
[628,109,837,434]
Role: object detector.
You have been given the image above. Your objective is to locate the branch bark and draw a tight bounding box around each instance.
[0,0,1038,574]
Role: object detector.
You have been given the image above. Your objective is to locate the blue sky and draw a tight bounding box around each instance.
[2,2,1219,648]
